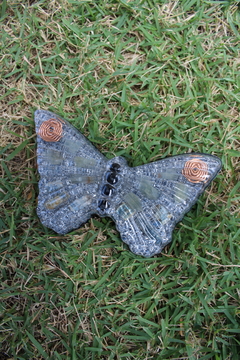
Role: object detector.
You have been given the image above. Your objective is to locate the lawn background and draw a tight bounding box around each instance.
[0,0,239,359]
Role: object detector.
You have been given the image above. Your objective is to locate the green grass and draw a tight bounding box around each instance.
[0,0,239,359]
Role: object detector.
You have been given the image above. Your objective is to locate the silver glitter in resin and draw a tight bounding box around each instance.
[35,110,222,257]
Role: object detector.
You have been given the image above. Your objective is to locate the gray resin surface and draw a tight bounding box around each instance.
[35,110,222,257]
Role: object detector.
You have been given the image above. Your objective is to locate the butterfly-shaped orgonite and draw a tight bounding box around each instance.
[35,110,221,257]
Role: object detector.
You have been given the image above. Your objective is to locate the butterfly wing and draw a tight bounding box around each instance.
[110,154,221,257]
[35,109,107,234]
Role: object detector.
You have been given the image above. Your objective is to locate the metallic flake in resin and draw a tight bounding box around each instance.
[35,110,222,257]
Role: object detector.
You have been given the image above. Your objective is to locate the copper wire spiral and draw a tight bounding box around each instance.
[38,118,63,142]
[182,158,208,183]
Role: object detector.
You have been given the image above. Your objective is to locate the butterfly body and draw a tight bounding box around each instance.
[35,110,221,257]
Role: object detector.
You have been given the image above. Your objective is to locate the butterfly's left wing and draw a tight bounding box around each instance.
[110,153,221,257]
[35,110,107,234]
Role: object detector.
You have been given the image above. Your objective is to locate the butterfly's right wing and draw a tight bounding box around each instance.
[35,110,107,234]
[110,154,221,257]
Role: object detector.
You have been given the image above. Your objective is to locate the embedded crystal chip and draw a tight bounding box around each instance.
[107,172,118,185]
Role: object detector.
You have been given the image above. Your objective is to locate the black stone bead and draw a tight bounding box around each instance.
[107,172,118,185]
[98,199,110,211]
[110,163,121,173]
[102,184,114,196]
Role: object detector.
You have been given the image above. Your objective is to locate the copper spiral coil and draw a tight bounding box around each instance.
[38,118,63,142]
[182,158,208,183]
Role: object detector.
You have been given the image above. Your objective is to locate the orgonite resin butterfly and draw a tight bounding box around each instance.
[35,110,221,257]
